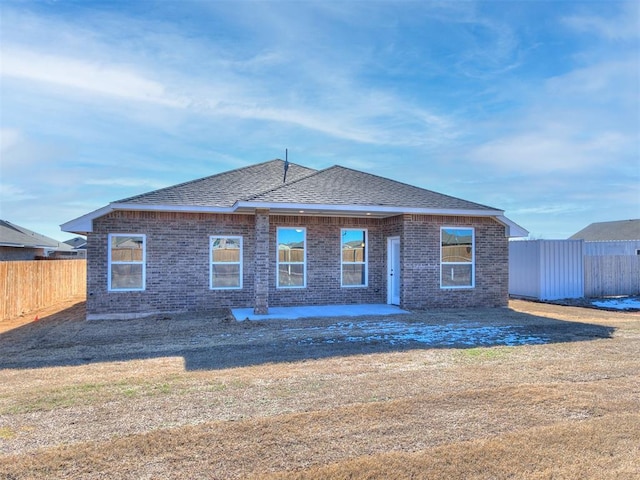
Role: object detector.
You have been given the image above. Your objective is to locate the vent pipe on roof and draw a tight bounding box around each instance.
[283,148,289,183]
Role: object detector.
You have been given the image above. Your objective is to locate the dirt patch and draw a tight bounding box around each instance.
[0,300,638,478]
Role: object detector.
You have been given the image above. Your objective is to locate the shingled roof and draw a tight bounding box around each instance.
[246,165,494,211]
[0,220,73,251]
[569,219,640,241]
[118,159,317,207]
[62,159,527,236]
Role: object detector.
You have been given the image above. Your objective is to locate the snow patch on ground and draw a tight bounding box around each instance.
[591,297,640,310]
[286,321,550,347]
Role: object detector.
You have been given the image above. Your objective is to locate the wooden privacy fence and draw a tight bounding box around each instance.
[0,260,86,321]
[584,256,640,297]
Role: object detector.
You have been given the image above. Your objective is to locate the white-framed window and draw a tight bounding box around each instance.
[108,234,146,291]
[210,236,243,289]
[341,228,368,287]
[441,227,474,289]
[277,227,306,288]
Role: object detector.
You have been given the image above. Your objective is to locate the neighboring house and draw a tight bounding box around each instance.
[570,219,640,242]
[570,219,640,256]
[64,236,87,249]
[63,236,88,259]
[62,159,527,320]
[0,220,76,261]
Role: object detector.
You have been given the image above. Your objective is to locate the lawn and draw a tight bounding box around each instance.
[0,300,638,479]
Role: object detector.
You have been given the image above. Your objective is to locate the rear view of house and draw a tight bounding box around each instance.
[62,159,527,319]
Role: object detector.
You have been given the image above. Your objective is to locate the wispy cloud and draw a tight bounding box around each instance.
[85,178,168,190]
[0,183,38,202]
[467,55,638,174]
[563,1,640,40]
[1,47,186,107]
[0,128,22,155]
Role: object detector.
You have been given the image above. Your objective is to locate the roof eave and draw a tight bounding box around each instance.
[61,203,240,234]
[60,205,115,235]
[236,201,504,218]
[61,201,525,236]
[496,215,529,238]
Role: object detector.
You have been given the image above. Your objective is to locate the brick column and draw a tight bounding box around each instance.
[254,209,270,314]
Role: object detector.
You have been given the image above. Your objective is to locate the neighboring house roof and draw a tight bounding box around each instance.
[64,237,87,249]
[0,220,74,251]
[62,159,528,237]
[569,219,640,241]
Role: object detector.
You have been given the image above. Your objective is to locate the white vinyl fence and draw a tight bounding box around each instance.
[509,240,584,300]
[510,240,640,300]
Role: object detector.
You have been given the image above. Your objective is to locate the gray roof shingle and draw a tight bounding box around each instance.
[115,160,496,212]
[246,165,496,211]
[569,219,640,241]
[0,220,73,250]
[117,159,317,207]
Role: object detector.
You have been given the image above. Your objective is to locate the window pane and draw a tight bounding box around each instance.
[277,228,305,287]
[278,228,304,261]
[342,230,366,262]
[278,264,305,287]
[441,264,472,287]
[111,264,143,289]
[441,228,472,262]
[278,247,304,263]
[111,236,144,262]
[212,238,241,262]
[342,264,366,286]
[212,264,241,288]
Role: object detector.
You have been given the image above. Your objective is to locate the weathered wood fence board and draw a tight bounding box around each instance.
[584,256,640,297]
[0,260,86,321]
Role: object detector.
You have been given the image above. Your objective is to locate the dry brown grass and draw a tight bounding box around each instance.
[0,300,638,479]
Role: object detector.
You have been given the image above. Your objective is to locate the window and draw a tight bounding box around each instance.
[108,234,145,291]
[210,236,242,289]
[277,227,306,287]
[441,227,474,288]
[342,229,367,287]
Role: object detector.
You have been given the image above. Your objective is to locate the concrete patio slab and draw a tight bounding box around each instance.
[232,304,410,321]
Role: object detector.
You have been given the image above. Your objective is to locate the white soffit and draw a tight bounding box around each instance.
[61,201,523,235]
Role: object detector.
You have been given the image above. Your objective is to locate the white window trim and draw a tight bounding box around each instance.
[440,227,475,289]
[341,228,368,288]
[210,236,243,290]
[277,227,307,288]
[108,233,146,292]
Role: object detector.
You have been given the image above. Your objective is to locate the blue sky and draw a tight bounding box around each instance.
[1,0,638,241]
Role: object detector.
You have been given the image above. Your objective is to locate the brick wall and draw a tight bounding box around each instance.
[267,215,386,307]
[400,215,508,308]
[87,211,508,318]
[89,211,256,318]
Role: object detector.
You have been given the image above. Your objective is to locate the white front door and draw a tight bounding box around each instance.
[387,237,401,305]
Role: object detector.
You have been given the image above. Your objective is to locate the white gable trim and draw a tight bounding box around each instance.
[60,205,115,235]
[495,215,529,238]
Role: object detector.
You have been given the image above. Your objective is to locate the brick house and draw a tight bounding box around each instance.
[1,220,76,260]
[62,159,527,320]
